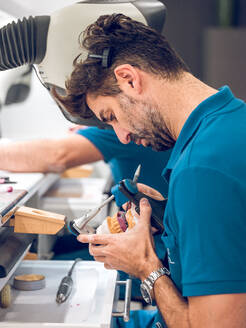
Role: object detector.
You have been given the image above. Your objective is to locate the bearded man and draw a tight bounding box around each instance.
[53,14,246,328]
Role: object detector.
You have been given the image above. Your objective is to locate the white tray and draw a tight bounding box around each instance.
[0,260,117,328]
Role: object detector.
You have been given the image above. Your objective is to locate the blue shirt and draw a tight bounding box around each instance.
[162,86,246,297]
[77,127,171,197]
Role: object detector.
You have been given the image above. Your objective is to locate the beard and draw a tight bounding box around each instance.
[117,93,175,151]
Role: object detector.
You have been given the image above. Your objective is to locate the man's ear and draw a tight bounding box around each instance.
[114,64,142,96]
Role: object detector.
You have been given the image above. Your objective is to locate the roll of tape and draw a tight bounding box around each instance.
[13,274,45,291]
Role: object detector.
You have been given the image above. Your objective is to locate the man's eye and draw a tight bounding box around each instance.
[109,114,116,122]
[100,113,117,123]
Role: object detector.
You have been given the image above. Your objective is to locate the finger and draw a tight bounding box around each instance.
[137,183,164,201]
[89,243,107,257]
[104,263,114,270]
[151,226,158,234]
[94,256,107,263]
[77,233,111,245]
[139,198,152,225]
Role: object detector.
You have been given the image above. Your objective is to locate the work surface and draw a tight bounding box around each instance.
[0,171,59,228]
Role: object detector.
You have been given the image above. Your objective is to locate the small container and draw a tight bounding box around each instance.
[13,274,45,291]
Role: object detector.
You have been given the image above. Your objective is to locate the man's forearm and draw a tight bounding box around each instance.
[154,275,189,328]
[139,258,189,328]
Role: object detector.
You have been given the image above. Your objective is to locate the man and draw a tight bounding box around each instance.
[54,13,246,328]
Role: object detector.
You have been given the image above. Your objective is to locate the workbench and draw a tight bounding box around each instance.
[0,171,59,291]
[0,171,128,327]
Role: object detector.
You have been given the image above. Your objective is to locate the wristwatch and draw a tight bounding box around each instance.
[140,267,170,305]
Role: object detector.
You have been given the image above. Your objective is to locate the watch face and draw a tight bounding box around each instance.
[140,284,152,304]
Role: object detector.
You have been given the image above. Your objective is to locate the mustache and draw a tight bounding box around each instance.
[129,133,141,143]
[130,130,175,151]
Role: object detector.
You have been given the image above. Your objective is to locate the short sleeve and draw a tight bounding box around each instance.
[76,127,122,162]
[171,167,246,296]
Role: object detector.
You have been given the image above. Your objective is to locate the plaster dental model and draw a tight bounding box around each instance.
[96,208,138,234]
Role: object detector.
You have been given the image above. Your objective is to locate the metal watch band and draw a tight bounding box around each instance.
[144,267,170,289]
[140,267,170,305]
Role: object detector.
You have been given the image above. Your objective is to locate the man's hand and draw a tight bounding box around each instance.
[131,183,165,235]
[77,198,162,279]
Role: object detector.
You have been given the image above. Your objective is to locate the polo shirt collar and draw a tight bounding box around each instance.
[162,85,234,181]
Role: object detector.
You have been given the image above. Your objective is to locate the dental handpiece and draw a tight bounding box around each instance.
[67,195,115,236]
[56,258,82,304]
[67,165,141,236]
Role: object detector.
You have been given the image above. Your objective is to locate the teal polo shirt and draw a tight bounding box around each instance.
[162,86,246,297]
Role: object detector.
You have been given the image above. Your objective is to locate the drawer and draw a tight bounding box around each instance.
[0,260,117,328]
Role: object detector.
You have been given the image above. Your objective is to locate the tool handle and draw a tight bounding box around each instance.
[119,180,166,233]
[135,193,166,232]
[56,276,73,303]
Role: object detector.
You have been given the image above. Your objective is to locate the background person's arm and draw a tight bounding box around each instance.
[0,134,103,172]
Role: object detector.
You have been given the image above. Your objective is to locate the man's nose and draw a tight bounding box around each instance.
[113,125,130,144]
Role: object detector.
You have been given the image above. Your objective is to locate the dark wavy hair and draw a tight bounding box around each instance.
[52,13,190,119]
